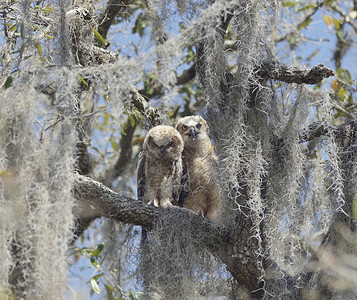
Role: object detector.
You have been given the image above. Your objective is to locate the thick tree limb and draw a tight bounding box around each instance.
[258,62,335,84]
[72,174,263,296]
[73,174,230,259]
[97,0,134,41]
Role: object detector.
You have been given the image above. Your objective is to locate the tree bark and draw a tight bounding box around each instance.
[73,174,264,297]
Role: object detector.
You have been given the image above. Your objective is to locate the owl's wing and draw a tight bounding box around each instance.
[137,151,146,202]
[178,160,188,207]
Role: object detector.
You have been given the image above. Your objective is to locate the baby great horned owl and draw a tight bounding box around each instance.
[137,125,184,207]
[176,115,221,220]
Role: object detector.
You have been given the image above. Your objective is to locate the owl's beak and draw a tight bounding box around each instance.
[160,146,166,157]
[189,127,197,141]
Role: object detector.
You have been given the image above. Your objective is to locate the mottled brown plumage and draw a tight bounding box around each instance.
[137,125,184,207]
[176,116,221,220]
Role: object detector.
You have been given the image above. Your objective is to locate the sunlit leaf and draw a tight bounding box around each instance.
[337,88,348,101]
[90,257,101,269]
[104,112,110,126]
[36,25,53,39]
[77,74,88,86]
[337,68,352,82]
[297,18,312,30]
[93,273,104,281]
[282,1,295,7]
[93,28,107,48]
[110,138,117,151]
[92,243,105,257]
[129,289,138,300]
[129,114,136,127]
[34,43,42,55]
[104,284,116,300]
[44,6,53,14]
[297,4,316,12]
[121,123,127,136]
[289,35,296,46]
[333,19,341,30]
[323,15,334,29]
[90,278,100,294]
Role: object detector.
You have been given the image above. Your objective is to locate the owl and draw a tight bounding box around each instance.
[176,115,221,220]
[137,125,184,207]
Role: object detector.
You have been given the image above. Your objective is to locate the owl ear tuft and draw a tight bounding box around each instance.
[199,116,209,135]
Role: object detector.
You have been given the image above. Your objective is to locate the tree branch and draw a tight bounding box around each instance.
[258,62,334,84]
[138,63,197,99]
[130,90,165,126]
[97,0,134,41]
[299,120,356,142]
[72,174,263,296]
[73,174,229,244]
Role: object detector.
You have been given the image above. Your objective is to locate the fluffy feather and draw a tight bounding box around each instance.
[176,116,221,220]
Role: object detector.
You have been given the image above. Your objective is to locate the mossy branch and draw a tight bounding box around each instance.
[72,173,262,296]
[258,61,335,84]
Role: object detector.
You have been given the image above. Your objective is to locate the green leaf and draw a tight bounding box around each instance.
[93,28,107,48]
[104,284,116,300]
[337,88,348,101]
[90,257,101,269]
[36,25,53,39]
[92,273,104,281]
[323,15,334,29]
[104,112,110,126]
[288,35,296,46]
[110,138,117,152]
[297,18,312,30]
[20,21,25,39]
[77,74,88,86]
[337,68,352,82]
[44,6,53,14]
[129,289,138,300]
[336,30,345,42]
[282,1,295,7]
[129,115,136,127]
[34,43,43,55]
[94,244,104,255]
[297,4,316,12]
[133,13,148,37]
[121,123,127,136]
[333,19,341,30]
[90,278,101,295]
[4,75,13,89]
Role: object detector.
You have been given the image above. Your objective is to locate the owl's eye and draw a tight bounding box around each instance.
[182,125,188,131]
[149,137,159,147]
[196,123,202,129]
[167,140,174,147]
